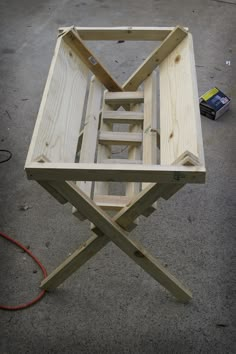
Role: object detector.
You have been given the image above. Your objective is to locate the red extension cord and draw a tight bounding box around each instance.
[0,231,47,311]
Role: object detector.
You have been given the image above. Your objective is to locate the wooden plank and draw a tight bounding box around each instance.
[105,91,144,105]
[94,91,112,198]
[143,71,158,167]
[25,36,89,165]
[142,71,158,216]
[41,180,192,303]
[123,26,188,91]
[37,181,67,204]
[59,26,188,41]
[62,28,122,92]
[35,156,67,204]
[26,162,206,183]
[188,34,205,166]
[41,233,109,290]
[103,111,144,124]
[126,102,142,200]
[73,76,103,219]
[99,131,142,145]
[94,195,130,210]
[160,34,203,166]
[102,159,142,164]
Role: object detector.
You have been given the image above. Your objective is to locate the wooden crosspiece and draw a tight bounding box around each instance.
[25,26,206,303]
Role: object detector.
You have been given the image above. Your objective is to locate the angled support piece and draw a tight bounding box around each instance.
[35,156,67,205]
[123,26,188,91]
[62,28,123,92]
[40,181,192,303]
[40,233,109,290]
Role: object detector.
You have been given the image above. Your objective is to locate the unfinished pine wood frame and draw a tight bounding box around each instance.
[25,26,206,303]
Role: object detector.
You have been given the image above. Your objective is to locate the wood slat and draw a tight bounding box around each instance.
[26,162,206,183]
[142,71,158,216]
[94,195,130,210]
[105,91,144,105]
[123,26,188,91]
[26,36,89,165]
[94,91,112,200]
[125,102,142,201]
[99,131,142,145]
[159,33,202,165]
[102,159,142,164]
[103,111,144,124]
[62,28,123,92]
[73,76,103,220]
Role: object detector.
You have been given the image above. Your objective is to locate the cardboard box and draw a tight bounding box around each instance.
[199,87,230,120]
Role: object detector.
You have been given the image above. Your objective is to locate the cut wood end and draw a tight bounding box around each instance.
[175,25,189,34]
[58,25,75,38]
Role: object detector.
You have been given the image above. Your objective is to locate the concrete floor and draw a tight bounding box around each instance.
[0,0,235,353]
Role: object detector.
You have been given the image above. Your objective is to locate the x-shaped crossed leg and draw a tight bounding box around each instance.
[40,180,191,303]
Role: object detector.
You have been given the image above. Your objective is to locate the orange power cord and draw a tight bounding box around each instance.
[0,231,47,310]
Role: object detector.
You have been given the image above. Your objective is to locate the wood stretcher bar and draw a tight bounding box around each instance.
[59,26,188,41]
[26,162,205,183]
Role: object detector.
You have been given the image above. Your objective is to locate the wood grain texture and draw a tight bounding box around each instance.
[26,162,206,183]
[160,33,202,165]
[73,76,103,219]
[143,72,158,168]
[59,26,188,41]
[102,159,142,164]
[141,71,158,215]
[123,26,188,91]
[41,233,109,290]
[26,37,89,164]
[41,180,192,302]
[94,91,112,197]
[62,29,122,92]
[125,103,142,200]
[98,131,143,145]
[94,195,130,210]
[105,91,144,105]
[103,110,144,124]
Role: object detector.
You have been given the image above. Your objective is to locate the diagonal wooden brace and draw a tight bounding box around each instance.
[40,181,191,303]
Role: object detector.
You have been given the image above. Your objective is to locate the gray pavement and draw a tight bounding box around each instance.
[0,0,235,353]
